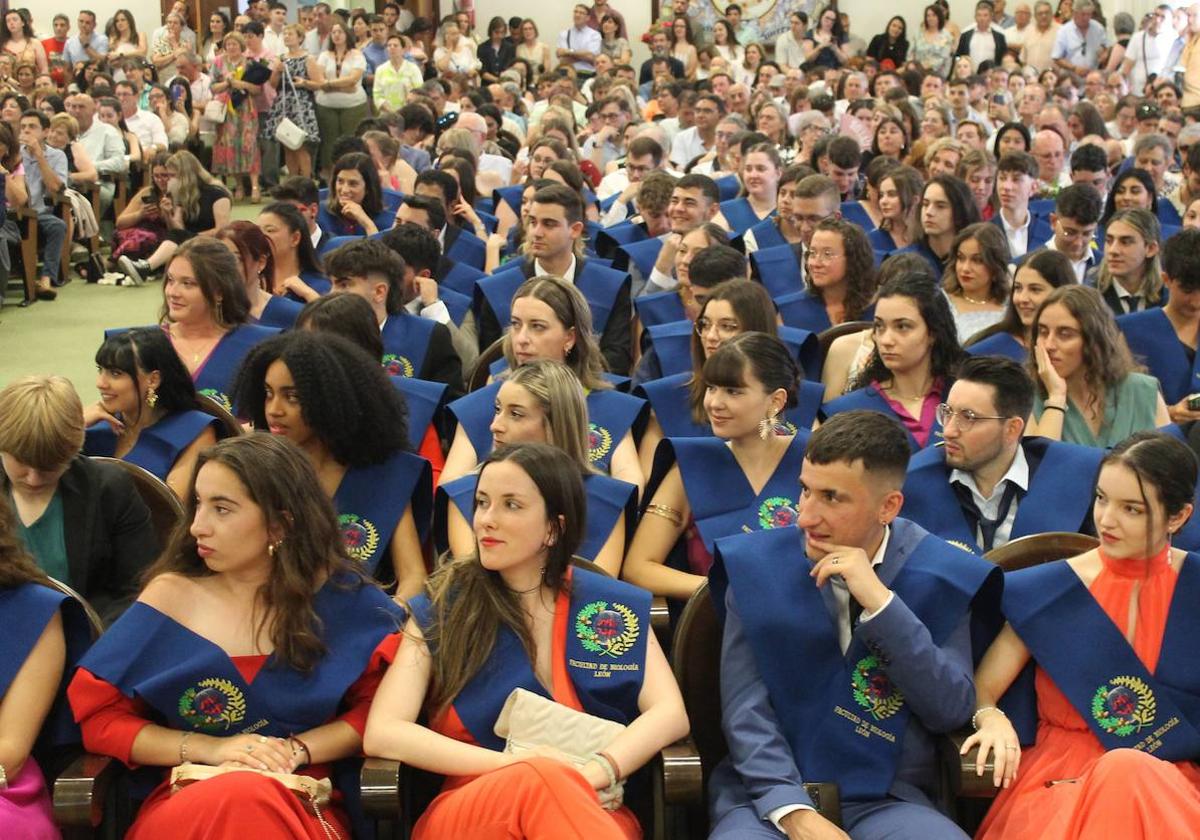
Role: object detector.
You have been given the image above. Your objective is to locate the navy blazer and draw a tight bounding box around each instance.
[990,211,1053,258]
[709,518,982,822]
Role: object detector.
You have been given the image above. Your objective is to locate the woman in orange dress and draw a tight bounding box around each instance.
[67,434,404,840]
[364,443,689,839]
[963,430,1200,839]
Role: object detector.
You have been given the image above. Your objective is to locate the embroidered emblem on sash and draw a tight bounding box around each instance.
[198,388,233,413]
[339,513,380,563]
[382,354,415,378]
[575,600,639,657]
[1092,676,1157,736]
[588,423,613,463]
[178,678,247,732]
[758,496,798,529]
[852,655,904,721]
[947,540,978,554]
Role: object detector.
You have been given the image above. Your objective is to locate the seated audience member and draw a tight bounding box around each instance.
[777,217,877,333]
[966,431,1200,839]
[413,167,488,267]
[957,148,997,222]
[117,150,233,285]
[232,331,431,595]
[1091,208,1163,316]
[708,409,1002,840]
[902,355,1103,553]
[17,109,68,300]
[68,435,404,838]
[323,238,463,392]
[1119,228,1200,423]
[740,163,810,254]
[113,152,172,274]
[898,174,982,279]
[442,276,646,491]
[364,443,689,838]
[0,500,91,837]
[318,151,393,237]
[476,184,634,374]
[968,249,1078,361]
[624,332,805,601]
[438,360,636,575]
[750,173,843,294]
[994,150,1052,259]
[942,222,1012,343]
[217,221,305,329]
[870,165,924,257]
[1068,142,1110,206]
[0,376,158,623]
[822,275,965,451]
[83,328,220,499]
[1027,285,1169,447]
[1039,183,1103,282]
[720,142,782,235]
[840,155,895,234]
[256,201,329,302]
[643,173,723,296]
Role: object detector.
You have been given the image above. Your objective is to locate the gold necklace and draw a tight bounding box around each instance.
[960,292,991,305]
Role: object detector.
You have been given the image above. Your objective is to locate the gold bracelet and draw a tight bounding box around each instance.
[644,503,683,526]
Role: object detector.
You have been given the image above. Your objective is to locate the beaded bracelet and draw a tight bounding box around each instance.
[179,731,193,764]
[971,705,1007,730]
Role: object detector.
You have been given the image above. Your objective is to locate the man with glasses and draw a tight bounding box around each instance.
[902,355,1101,554]
[115,80,167,165]
[670,93,723,168]
[750,174,841,292]
[1052,0,1109,75]
[1037,183,1103,281]
[583,95,631,170]
[557,5,601,81]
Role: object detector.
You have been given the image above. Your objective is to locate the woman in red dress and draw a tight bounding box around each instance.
[963,431,1200,839]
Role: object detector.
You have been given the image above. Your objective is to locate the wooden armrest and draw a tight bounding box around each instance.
[661,736,703,806]
[943,729,1000,799]
[11,206,36,221]
[650,595,670,647]
[52,752,120,827]
[359,757,404,818]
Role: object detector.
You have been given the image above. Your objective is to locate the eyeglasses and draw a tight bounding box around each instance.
[808,249,843,262]
[695,317,740,337]
[935,403,1008,430]
[599,110,622,120]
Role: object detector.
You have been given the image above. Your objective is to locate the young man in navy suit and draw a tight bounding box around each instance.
[994,151,1052,260]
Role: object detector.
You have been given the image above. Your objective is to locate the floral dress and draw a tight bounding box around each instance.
[210,55,260,176]
[263,54,319,144]
[911,27,954,77]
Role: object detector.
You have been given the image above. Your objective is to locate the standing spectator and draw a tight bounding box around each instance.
[1,10,47,73]
[1021,0,1061,71]
[314,21,368,177]
[65,11,108,69]
[19,110,68,299]
[1123,5,1176,98]
[478,17,515,84]
[805,5,847,70]
[515,19,552,75]
[263,2,288,55]
[242,21,279,192]
[173,53,214,150]
[588,0,627,40]
[150,0,197,51]
[867,16,909,70]
[201,11,230,68]
[303,2,335,55]
[433,16,481,79]
[42,14,69,61]
[116,80,167,165]
[775,12,809,70]
[1182,4,1200,108]
[151,12,191,83]
[373,33,422,112]
[361,15,390,84]
[107,8,147,59]
[265,25,322,180]
[66,93,127,212]
[148,84,189,149]
[557,5,601,80]
[1052,0,1109,75]
[956,0,1009,72]
[912,3,955,76]
[1004,2,1035,53]
[210,32,262,201]
[670,16,698,79]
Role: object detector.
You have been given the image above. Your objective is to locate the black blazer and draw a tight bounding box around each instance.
[4,456,160,625]
[954,29,1008,70]
[478,39,516,79]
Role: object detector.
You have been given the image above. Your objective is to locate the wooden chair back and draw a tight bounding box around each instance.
[816,320,873,359]
[467,338,506,392]
[90,457,184,550]
[984,532,1099,572]
[672,582,728,775]
[196,394,245,439]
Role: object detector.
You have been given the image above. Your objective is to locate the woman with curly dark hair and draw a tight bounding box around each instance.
[82,327,221,499]
[776,217,878,333]
[821,273,965,451]
[69,434,404,840]
[232,331,431,595]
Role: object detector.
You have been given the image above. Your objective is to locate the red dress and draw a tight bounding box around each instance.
[411,584,641,840]
[977,551,1200,839]
[68,636,399,840]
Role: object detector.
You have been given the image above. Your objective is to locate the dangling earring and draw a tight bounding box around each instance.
[268,540,282,558]
[758,409,780,440]
[146,387,158,408]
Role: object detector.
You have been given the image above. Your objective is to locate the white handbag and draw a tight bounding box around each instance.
[203,98,226,124]
[273,63,308,150]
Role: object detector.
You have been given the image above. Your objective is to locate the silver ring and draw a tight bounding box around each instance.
[245,744,255,753]
[830,558,839,565]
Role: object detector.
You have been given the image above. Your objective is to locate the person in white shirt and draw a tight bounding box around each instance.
[1004,3,1034,53]
[65,93,127,213]
[1020,0,1060,72]
[1041,183,1103,282]
[556,5,601,77]
[996,151,1046,259]
[1051,0,1109,75]
[774,11,809,69]
[304,2,334,55]
[669,92,722,168]
[1122,4,1175,97]
[115,81,168,165]
[263,2,288,56]
[150,1,197,54]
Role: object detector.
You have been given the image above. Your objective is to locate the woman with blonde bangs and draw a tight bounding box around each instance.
[442,276,647,493]
[437,360,637,576]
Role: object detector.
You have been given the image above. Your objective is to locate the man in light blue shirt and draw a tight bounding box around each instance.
[1051,0,1109,74]
[19,110,68,300]
[64,10,108,69]
[557,5,601,78]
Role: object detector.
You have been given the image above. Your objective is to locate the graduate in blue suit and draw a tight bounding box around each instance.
[966,249,1079,361]
[901,356,1102,555]
[822,275,965,452]
[775,217,877,334]
[84,328,221,500]
[624,333,809,603]
[316,153,395,237]
[708,410,1002,840]
[991,151,1054,261]
[718,143,782,236]
[233,332,433,597]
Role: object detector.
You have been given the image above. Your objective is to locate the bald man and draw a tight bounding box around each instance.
[65,93,126,210]
[1033,129,1069,196]
[454,110,513,185]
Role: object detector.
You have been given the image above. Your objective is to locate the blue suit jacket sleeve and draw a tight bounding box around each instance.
[856,597,976,734]
[720,586,815,819]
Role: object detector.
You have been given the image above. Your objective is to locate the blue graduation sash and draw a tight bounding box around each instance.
[748,243,804,298]
[446,227,486,269]
[408,568,649,751]
[839,201,877,232]
[645,321,695,378]
[84,410,219,482]
[440,261,485,298]
[256,295,305,330]
[652,434,808,553]
[1002,557,1200,760]
[893,242,944,279]
[966,331,1026,362]
[777,289,832,333]
[713,523,1000,801]
[436,473,636,563]
[300,270,331,297]
[1118,308,1200,405]
[390,375,448,452]
[493,185,523,215]
[821,385,947,452]
[380,314,436,379]
[476,259,628,334]
[714,175,741,202]
[719,197,772,236]
[317,206,395,239]
[900,438,1103,555]
[334,450,433,574]
[868,227,897,259]
[617,237,664,278]
[194,324,279,412]
[593,220,647,259]
[634,289,686,329]
[636,373,824,437]
[743,217,786,252]
[448,384,646,473]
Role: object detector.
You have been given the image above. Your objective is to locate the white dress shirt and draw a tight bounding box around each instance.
[999,208,1031,258]
[124,110,169,156]
[950,446,1030,550]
